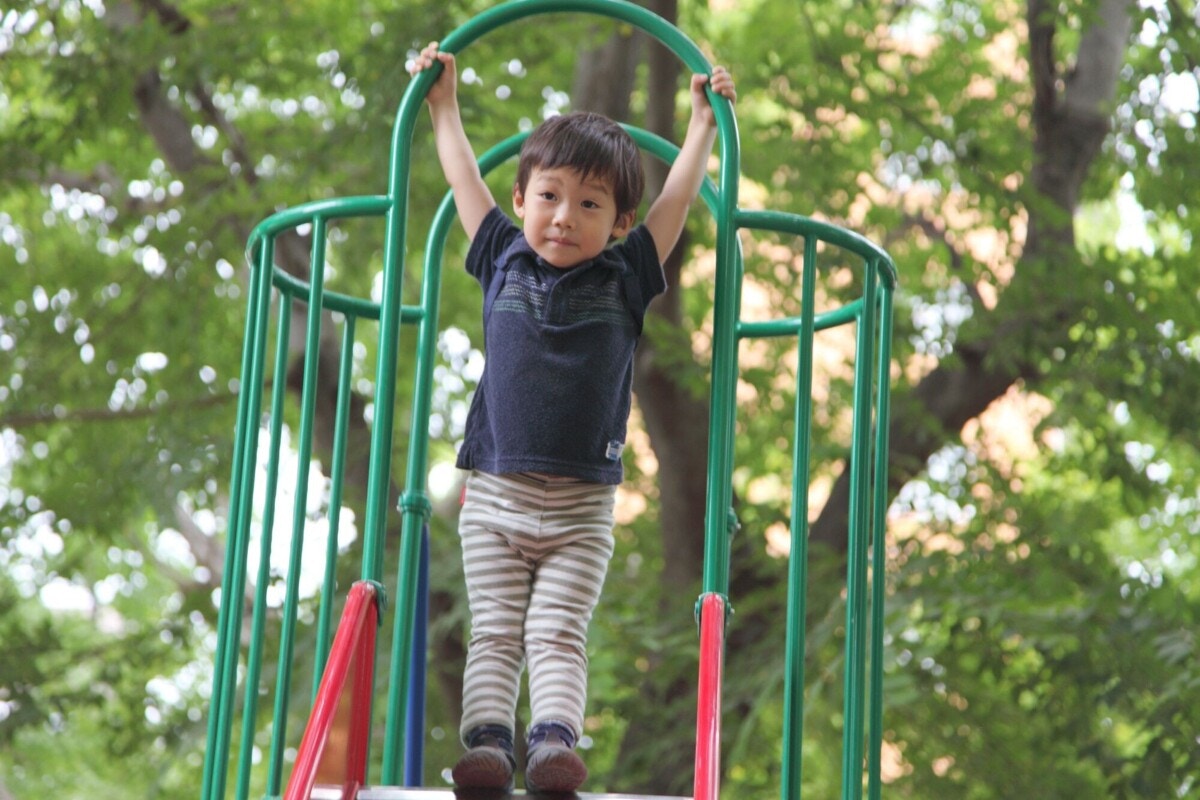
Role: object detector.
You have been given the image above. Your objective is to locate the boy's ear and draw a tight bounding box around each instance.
[512,184,526,219]
[611,210,635,239]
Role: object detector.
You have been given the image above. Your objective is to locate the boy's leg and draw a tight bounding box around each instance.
[456,472,537,787]
[523,479,616,791]
[524,520,615,727]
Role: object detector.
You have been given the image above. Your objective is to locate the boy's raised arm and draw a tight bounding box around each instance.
[642,66,736,265]
[409,42,496,241]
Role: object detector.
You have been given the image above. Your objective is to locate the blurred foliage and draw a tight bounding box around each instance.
[2,0,1199,798]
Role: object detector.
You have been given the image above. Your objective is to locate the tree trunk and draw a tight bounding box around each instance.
[809,0,1130,555]
[571,25,641,117]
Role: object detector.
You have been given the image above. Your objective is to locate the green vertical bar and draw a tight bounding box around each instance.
[701,81,742,599]
[365,198,404,788]
[266,216,328,798]
[866,278,894,800]
[361,221,404,585]
[202,234,271,800]
[208,235,275,800]
[234,293,293,800]
[781,235,820,799]
[314,314,358,697]
[381,189,452,782]
[373,85,417,793]
[840,262,878,800]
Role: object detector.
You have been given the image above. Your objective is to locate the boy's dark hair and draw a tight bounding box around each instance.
[515,111,645,216]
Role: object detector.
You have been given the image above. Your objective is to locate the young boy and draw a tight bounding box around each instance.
[408,41,735,793]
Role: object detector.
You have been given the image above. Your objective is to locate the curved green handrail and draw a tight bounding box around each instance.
[736,209,898,287]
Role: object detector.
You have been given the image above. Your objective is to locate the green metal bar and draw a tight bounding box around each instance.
[202,227,273,800]
[840,260,879,800]
[780,234,820,800]
[866,281,895,800]
[737,299,864,339]
[735,209,898,288]
[359,142,410,789]
[392,192,448,781]
[246,194,391,263]
[360,76,415,594]
[314,314,358,697]
[235,292,293,800]
[271,270,430,325]
[209,233,276,800]
[233,259,428,324]
[430,0,719,76]
[380,186,456,783]
[241,194,395,322]
[266,216,329,798]
[701,70,742,607]
[269,270,382,321]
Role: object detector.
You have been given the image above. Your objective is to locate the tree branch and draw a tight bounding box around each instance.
[0,393,232,430]
[132,68,210,175]
[172,498,225,589]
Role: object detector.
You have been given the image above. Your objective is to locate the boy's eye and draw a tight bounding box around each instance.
[538,191,556,201]
[582,200,600,209]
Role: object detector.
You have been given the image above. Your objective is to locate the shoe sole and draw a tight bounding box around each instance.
[525,747,588,793]
[452,748,514,790]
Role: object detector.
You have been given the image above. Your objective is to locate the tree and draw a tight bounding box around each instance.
[2,0,1198,797]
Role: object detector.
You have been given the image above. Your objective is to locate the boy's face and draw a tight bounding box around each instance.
[513,167,634,269]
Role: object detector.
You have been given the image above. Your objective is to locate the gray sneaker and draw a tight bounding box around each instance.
[524,721,587,793]
[453,726,515,790]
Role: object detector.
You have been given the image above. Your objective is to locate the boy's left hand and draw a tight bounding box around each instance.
[691,65,736,127]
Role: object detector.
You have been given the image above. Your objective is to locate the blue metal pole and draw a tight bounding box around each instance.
[403,523,431,786]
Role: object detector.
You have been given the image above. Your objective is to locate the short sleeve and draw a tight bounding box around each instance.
[612,225,667,312]
[464,206,521,287]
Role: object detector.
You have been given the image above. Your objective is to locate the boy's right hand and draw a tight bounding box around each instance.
[405,40,494,240]
[408,41,456,106]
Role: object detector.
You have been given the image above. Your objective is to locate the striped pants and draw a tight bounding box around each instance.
[458,470,616,743]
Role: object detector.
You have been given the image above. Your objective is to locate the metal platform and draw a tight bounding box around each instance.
[311,786,689,800]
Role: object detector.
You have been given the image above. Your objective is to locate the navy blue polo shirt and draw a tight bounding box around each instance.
[455,206,666,484]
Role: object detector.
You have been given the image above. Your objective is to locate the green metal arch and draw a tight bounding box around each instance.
[203,3,897,800]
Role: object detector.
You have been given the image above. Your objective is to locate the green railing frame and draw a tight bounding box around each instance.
[200,1,897,799]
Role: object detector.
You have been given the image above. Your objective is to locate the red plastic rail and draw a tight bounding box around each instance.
[693,592,726,800]
[284,581,380,800]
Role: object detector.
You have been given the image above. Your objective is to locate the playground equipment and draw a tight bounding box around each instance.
[200,1,897,798]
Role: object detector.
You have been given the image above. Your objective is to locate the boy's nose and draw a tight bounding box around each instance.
[553,206,574,228]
